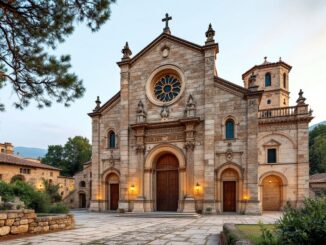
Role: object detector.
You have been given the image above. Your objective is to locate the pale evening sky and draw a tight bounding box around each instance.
[0,0,326,148]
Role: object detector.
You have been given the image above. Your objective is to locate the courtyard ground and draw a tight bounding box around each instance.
[2,210,281,245]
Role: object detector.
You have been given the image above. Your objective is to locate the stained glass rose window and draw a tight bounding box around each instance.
[154,75,181,102]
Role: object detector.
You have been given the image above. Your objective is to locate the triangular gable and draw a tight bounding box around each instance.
[263,139,281,147]
[117,33,218,66]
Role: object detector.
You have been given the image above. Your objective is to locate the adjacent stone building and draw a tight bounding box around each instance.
[309,173,326,197]
[0,145,74,199]
[86,16,313,214]
[67,161,92,209]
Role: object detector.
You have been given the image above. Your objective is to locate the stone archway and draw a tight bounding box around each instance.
[262,175,282,211]
[156,154,179,211]
[105,173,119,211]
[144,144,186,212]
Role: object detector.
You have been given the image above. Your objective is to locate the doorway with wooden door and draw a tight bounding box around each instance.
[156,154,179,211]
[223,181,236,212]
[220,168,239,212]
[105,173,119,211]
[262,175,282,211]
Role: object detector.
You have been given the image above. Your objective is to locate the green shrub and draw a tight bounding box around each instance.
[29,191,51,213]
[0,181,14,202]
[257,222,279,245]
[48,203,69,214]
[277,197,326,244]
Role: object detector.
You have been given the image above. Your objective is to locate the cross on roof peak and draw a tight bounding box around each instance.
[162,13,172,34]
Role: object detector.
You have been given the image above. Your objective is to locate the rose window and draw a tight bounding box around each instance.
[154,75,181,102]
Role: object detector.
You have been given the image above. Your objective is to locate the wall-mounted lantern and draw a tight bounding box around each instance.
[130,184,135,194]
[195,182,200,194]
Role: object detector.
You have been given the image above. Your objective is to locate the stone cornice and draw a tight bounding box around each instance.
[242,61,292,79]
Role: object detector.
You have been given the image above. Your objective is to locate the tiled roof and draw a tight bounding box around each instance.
[0,153,61,171]
[310,173,326,183]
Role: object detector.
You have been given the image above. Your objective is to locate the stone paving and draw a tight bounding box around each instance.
[2,211,282,245]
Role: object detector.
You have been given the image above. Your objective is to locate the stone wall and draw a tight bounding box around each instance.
[0,209,74,237]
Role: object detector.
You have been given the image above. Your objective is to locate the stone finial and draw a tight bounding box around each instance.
[121,42,132,60]
[94,96,101,111]
[263,56,268,64]
[296,89,306,105]
[205,23,215,44]
[279,57,282,62]
[136,100,146,123]
[160,104,169,119]
[185,94,196,118]
[162,13,172,34]
[309,108,313,116]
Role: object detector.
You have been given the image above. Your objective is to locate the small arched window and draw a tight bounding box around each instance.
[267,99,271,104]
[108,131,116,149]
[265,73,271,87]
[79,181,86,187]
[225,119,235,139]
[283,73,286,88]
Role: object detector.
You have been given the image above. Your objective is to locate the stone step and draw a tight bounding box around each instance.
[115,212,201,218]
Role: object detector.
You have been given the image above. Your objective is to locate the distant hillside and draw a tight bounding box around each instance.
[14,146,47,159]
[310,121,326,131]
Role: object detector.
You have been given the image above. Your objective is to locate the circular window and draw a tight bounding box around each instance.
[154,75,181,102]
[146,65,185,106]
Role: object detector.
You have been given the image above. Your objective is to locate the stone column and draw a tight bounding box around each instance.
[245,88,262,214]
[202,26,219,213]
[89,115,101,211]
[117,60,130,211]
[183,141,196,212]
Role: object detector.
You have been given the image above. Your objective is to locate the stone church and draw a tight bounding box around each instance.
[86,15,313,214]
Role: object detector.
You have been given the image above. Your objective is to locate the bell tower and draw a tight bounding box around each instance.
[242,57,292,110]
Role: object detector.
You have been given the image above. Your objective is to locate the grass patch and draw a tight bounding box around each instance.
[235,224,276,244]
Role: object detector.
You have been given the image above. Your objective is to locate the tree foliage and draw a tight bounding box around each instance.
[42,136,91,176]
[309,125,326,174]
[42,178,62,203]
[0,0,116,110]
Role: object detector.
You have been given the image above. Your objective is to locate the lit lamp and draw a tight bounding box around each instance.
[130,184,135,194]
[243,195,249,201]
[195,182,200,194]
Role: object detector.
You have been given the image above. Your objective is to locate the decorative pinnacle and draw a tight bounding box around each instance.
[94,96,101,111]
[205,23,215,44]
[296,89,306,105]
[162,13,172,34]
[121,42,132,60]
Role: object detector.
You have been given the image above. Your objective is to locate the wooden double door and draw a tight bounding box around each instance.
[156,154,179,211]
[223,181,236,212]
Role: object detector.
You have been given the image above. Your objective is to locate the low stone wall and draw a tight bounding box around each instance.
[220,223,253,245]
[0,209,74,237]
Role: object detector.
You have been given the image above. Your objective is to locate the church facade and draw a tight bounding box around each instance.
[87,16,313,214]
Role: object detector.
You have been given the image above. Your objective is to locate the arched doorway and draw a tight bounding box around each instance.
[10,174,25,183]
[105,173,119,211]
[262,175,282,211]
[221,168,239,212]
[156,154,179,211]
[79,192,86,208]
